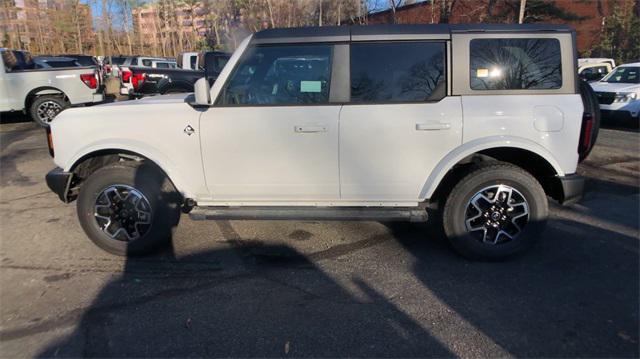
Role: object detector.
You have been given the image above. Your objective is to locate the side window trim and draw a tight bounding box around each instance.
[215,43,336,107]
[451,32,576,95]
[329,43,350,103]
[346,40,448,105]
[469,38,563,91]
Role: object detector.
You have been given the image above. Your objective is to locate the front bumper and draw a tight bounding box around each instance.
[45,167,73,203]
[601,109,639,122]
[599,101,640,119]
[558,174,585,206]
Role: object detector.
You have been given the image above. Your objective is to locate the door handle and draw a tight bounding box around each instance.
[415,122,451,131]
[295,125,327,133]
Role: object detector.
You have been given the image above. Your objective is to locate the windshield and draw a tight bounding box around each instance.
[602,67,640,84]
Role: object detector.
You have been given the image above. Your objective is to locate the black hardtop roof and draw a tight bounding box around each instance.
[253,23,573,42]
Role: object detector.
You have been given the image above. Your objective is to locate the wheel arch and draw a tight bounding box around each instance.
[422,139,566,204]
[25,86,69,109]
[66,147,188,202]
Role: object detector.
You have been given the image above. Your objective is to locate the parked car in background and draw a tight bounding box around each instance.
[151,60,177,69]
[122,51,230,97]
[590,62,640,122]
[118,56,177,95]
[45,24,597,260]
[579,58,616,69]
[33,56,81,69]
[578,61,613,82]
[0,48,103,126]
[178,52,199,70]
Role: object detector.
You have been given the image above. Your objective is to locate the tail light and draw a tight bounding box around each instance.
[132,73,146,90]
[579,112,594,154]
[80,73,97,89]
[121,69,132,83]
[45,125,54,157]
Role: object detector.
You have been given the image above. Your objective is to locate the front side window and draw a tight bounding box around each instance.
[350,42,446,103]
[470,38,562,90]
[602,67,639,84]
[219,44,332,106]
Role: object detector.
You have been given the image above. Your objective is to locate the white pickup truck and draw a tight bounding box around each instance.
[0,49,103,126]
[45,24,598,260]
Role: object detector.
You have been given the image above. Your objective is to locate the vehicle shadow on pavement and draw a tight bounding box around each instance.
[387,217,639,357]
[35,242,454,357]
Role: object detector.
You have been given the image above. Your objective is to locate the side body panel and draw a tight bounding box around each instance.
[461,94,583,174]
[51,96,206,199]
[339,98,463,201]
[199,106,341,201]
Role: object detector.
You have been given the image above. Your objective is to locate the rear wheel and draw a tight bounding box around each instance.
[76,161,181,256]
[442,163,548,260]
[29,95,69,127]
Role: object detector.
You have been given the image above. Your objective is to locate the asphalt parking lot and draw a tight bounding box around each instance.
[0,115,638,357]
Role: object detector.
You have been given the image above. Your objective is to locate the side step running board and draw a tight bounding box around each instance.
[189,206,428,222]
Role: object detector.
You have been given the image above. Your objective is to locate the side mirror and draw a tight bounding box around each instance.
[193,77,211,105]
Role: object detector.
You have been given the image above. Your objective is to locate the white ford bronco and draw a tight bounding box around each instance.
[45,24,599,260]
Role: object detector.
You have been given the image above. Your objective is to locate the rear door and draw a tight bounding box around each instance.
[199,43,341,202]
[339,41,463,201]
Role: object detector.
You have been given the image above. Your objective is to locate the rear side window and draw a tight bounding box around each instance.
[470,38,562,90]
[350,42,446,103]
[45,60,78,68]
[110,57,126,65]
[219,44,332,106]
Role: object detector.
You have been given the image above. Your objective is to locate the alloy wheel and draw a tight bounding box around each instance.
[94,185,152,241]
[464,184,530,244]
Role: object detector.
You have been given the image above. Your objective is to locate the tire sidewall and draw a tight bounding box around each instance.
[77,163,180,256]
[444,166,548,260]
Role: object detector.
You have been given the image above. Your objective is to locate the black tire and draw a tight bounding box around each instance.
[76,161,182,256]
[29,95,69,127]
[578,80,600,162]
[442,162,548,260]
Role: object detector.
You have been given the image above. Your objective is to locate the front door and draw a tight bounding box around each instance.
[200,43,340,202]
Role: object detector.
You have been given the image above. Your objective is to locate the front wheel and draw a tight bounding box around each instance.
[442,163,548,260]
[76,161,182,256]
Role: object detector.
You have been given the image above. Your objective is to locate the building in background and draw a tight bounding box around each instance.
[0,0,94,54]
[132,1,208,57]
[363,0,639,56]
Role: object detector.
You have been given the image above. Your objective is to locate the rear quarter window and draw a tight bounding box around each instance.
[470,38,562,90]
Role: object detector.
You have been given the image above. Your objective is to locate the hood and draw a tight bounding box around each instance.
[98,93,193,107]
[52,92,196,129]
[589,81,640,94]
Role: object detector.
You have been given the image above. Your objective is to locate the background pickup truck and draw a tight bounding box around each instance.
[0,48,103,126]
[122,51,230,97]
